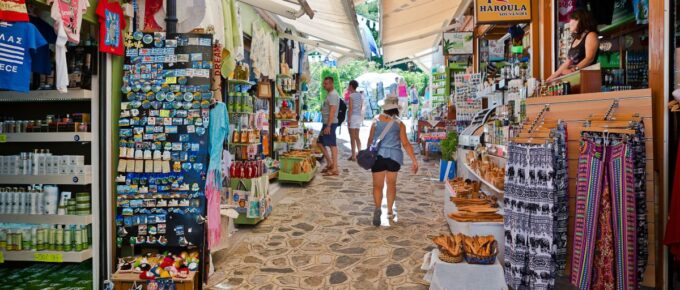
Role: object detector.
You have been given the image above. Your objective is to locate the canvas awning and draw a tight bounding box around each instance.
[255,0,369,59]
[381,0,467,66]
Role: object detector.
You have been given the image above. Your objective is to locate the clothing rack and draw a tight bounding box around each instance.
[523,89,656,286]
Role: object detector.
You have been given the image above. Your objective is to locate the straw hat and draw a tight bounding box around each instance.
[379,95,401,111]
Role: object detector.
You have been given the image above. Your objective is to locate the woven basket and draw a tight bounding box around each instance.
[464,241,498,265]
[438,250,463,263]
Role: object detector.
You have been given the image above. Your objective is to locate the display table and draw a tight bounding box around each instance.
[443,185,505,262]
[419,131,446,161]
[424,249,507,290]
[112,271,197,290]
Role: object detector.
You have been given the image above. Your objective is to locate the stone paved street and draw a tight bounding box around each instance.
[209,122,447,289]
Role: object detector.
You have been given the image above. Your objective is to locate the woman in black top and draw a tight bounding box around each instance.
[547,9,600,82]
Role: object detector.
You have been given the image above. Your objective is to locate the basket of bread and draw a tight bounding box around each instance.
[431,234,464,263]
[462,235,498,265]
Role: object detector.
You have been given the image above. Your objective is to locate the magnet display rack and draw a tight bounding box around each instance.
[0,87,100,282]
[115,33,213,284]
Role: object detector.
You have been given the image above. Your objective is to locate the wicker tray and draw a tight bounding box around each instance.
[438,248,463,263]
[464,241,498,265]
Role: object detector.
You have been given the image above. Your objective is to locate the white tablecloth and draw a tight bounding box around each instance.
[423,249,508,290]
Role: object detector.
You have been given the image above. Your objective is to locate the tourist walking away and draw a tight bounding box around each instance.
[319,76,340,176]
[409,84,419,119]
[368,96,419,226]
[388,77,398,96]
[397,78,409,118]
[347,80,363,161]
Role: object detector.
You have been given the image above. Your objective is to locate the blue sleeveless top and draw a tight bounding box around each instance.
[374,119,403,165]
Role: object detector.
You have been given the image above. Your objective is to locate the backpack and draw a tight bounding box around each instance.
[337,99,347,124]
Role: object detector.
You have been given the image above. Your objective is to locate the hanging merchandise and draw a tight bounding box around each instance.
[48,0,89,44]
[453,73,483,132]
[0,21,48,92]
[49,0,89,93]
[206,102,229,249]
[0,0,27,21]
[97,0,127,56]
[570,134,637,290]
[115,32,214,281]
[220,0,243,78]
[250,23,277,80]
[566,109,649,289]
[633,0,649,24]
[143,0,163,31]
[558,0,576,23]
[503,122,568,290]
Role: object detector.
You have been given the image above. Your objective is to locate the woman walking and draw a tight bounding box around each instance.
[367,96,419,226]
[347,80,363,161]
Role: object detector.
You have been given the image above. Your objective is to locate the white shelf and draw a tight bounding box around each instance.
[0,174,92,185]
[0,214,92,225]
[2,249,92,262]
[461,162,505,194]
[0,89,92,102]
[2,132,92,143]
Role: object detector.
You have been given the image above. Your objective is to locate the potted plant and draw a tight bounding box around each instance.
[439,131,458,182]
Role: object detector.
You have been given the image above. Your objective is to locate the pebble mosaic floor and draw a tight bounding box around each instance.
[208,153,448,289]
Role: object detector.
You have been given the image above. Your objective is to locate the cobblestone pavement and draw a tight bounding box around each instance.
[209,124,447,289]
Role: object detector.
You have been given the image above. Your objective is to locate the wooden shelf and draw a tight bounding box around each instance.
[461,162,504,194]
[2,249,92,263]
[0,89,92,102]
[0,214,92,225]
[0,174,92,185]
[1,132,92,143]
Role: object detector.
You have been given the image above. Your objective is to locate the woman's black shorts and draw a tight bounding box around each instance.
[371,155,401,172]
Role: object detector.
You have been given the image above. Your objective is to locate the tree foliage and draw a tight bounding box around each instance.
[306,60,430,112]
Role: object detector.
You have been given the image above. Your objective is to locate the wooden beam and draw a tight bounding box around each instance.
[648,0,665,288]
[540,0,554,80]
[530,0,540,78]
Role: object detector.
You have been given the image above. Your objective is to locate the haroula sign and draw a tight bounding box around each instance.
[475,0,532,24]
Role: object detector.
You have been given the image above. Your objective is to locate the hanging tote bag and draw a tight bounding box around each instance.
[247,176,262,218]
[357,119,396,170]
[232,179,249,210]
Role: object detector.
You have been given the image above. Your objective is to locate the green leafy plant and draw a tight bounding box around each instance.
[440,131,459,161]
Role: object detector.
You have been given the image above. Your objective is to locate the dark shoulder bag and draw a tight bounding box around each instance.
[357,119,396,170]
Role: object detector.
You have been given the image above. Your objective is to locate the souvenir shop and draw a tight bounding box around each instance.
[109,1,318,288]
[426,0,671,289]
[0,0,112,288]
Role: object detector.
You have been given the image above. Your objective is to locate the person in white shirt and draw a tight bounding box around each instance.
[347,80,363,161]
[319,76,340,176]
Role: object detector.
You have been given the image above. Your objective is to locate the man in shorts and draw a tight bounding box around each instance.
[319,76,340,176]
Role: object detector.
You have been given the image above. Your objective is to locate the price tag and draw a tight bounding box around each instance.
[34,252,63,262]
[0,251,4,263]
[0,134,6,143]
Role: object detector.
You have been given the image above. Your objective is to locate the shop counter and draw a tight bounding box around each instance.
[544,65,602,95]
[423,249,507,290]
[112,271,197,290]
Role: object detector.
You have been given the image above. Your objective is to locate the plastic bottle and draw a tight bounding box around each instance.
[48,226,56,250]
[36,226,45,251]
[81,225,89,249]
[56,225,64,251]
[74,226,82,251]
[64,225,72,251]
